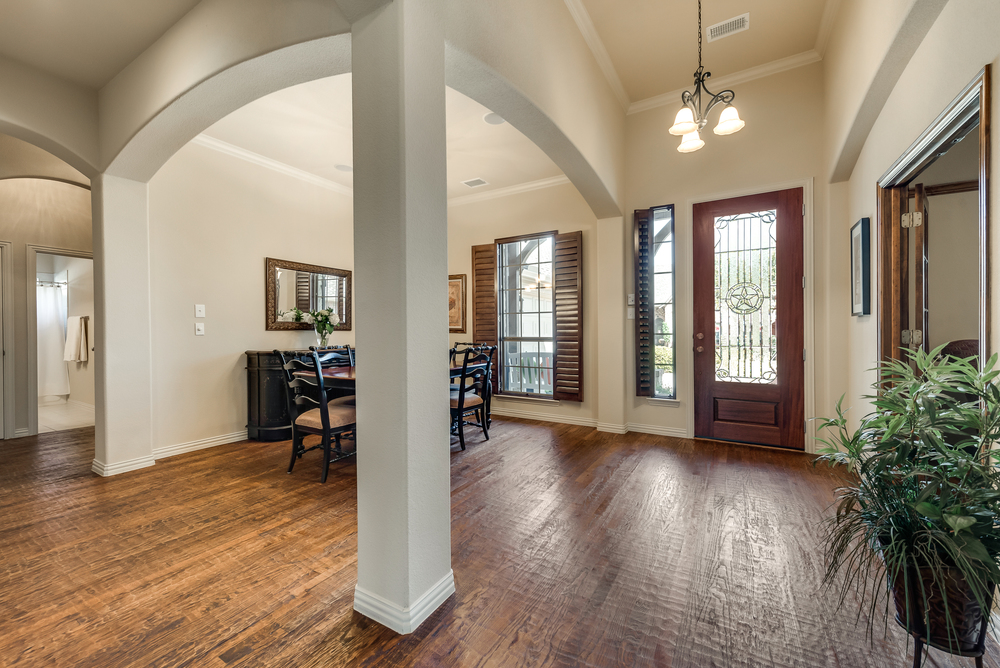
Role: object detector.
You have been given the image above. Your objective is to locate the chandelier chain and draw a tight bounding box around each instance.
[697,0,702,69]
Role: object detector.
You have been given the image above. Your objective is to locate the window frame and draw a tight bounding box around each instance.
[650,206,676,399]
[496,231,557,398]
[634,204,676,400]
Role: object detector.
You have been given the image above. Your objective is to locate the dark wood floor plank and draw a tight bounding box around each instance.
[2,421,999,667]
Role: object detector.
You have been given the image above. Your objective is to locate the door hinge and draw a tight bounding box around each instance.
[802,276,805,289]
[901,212,923,228]
[901,330,923,345]
[803,349,806,361]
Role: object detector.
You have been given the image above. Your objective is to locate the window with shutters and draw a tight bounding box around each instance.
[472,230,583,402]
[634,205,675,399]
[498,235,555,395]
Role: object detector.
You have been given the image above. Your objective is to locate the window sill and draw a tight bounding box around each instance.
[494,394,561,405]
[647,397,681,407]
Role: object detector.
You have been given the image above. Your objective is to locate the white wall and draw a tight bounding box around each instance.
[52,254,95,405]
[926,191,979,349]
[147,141,354,451]
[448,181,598,426]
[833,1,1000,426]
[624,62,830,439]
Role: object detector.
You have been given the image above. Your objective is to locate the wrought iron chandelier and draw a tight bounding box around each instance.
[668,0,746,152]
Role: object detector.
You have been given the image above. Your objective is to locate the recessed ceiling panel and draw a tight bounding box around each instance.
[579,0,829,102]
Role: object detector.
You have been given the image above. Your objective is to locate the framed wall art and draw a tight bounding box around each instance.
[851,218,871,316]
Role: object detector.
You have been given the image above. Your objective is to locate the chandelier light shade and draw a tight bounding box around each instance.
[669,107,697,136]
[673,0,746,152]
[714,105,745,135]
[678,130,706,153]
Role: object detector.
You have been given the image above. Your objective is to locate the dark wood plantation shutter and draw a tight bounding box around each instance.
[553,231,583,401]
[471,244,499,394]
[633,209,653,396]
[296,271,311,311]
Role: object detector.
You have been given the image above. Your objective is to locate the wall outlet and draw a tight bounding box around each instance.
[627,293,635,306]
[195,304,206,318]
[195,322,205,336]
[627,307,635,320]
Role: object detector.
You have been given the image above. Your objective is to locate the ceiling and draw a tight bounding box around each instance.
[0,0,201,88]
[201,74,564,200]
[0,1,833,104]
[579,0,832,103]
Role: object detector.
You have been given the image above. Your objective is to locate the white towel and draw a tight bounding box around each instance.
[64,316,89,362]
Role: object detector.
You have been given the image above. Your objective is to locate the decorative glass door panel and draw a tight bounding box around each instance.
[693,190,804,450]
[714,209,778,384]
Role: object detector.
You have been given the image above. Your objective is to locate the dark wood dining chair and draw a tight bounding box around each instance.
[274,349,357,482]
[310,344,354,367]
[450,346,491,450]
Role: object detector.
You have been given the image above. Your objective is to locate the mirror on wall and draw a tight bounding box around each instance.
[265,257,352,331]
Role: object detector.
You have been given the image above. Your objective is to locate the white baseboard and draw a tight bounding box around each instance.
[354,570,455,634]
[491,406,597,428]
[627,422,689,438]
[596,422,628,434]
[13,428,30,438]
[91,455,156,477]
[153,430,248,460]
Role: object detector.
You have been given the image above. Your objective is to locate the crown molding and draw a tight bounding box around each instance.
[627,49,823,116]
[191,134,354,197]
[563,0,631,111]
[448,175,571,207]
[814,0,843,58]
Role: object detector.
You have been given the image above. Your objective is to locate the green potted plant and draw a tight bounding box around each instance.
[815,346,1000,663]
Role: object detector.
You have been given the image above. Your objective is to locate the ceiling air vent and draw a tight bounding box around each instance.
[462,178,489,188]
[706,13,750,42]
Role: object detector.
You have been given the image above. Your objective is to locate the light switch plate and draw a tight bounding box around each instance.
[195,322,205,336]
[627,294,635,306]
[627,307,635,320]
[195,304,206,318]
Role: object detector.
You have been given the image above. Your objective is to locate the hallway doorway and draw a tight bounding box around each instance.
[32,249,94,433]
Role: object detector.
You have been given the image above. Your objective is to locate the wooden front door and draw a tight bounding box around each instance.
[693,188,805,450]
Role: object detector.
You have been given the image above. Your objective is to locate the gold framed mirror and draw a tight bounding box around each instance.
[265,257,352,331]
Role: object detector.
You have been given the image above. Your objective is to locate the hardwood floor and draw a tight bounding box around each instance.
[1,420,997,667]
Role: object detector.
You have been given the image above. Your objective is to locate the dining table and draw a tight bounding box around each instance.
[312,361,493,428]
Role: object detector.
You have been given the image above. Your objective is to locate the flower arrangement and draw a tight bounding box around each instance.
[277,307,341,346]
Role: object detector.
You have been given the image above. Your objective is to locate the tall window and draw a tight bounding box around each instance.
[497,235,555,395]
[634,204,675,398]
[651,207,675,397]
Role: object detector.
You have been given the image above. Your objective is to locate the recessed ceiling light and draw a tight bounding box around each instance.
[483,112,506,125]
[462,178,489,188]
[335,164,353,172]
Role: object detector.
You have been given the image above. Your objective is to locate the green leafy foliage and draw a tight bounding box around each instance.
[815,346,1000,646]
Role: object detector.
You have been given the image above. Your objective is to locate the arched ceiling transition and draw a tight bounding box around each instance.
[0,134,89,188]
[199,73,564,202]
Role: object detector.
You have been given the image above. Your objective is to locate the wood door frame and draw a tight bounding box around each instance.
[877,65,991,362]
[681,178,816,451]
[26,245,93,436]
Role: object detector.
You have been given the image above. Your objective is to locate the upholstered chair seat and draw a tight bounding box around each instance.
[450,393,483,409]
[295,405,357,431]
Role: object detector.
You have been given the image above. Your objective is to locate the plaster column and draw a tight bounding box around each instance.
[350,0,454,634]
[596,216,628,433]
[90,174,155,475]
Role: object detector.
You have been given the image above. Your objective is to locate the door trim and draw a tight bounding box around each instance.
[0,241,11,439]
[682,178,815,452]
[876,65,990,362]
[26,245,93,436]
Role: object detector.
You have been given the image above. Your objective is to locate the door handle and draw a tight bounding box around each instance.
[695,346,704,353]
